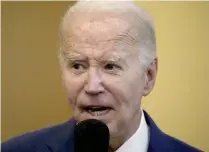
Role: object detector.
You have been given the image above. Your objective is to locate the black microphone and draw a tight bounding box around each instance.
[74,119,110,152]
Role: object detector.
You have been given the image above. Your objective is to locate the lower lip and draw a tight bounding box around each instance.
[85,109,112,118]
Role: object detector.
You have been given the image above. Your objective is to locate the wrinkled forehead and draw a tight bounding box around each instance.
[59,11,142,54]
[61,11,137,40]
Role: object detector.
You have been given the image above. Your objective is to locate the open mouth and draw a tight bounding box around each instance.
[83,106,112,116]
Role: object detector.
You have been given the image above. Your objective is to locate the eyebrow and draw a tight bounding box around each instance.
[62,52,127,65]
[100,55,128,68]
[102,56,124,63]
[63,53,87,61]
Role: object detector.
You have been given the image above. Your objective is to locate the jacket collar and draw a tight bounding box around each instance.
[143,111,174,152]
[45,118,76,152]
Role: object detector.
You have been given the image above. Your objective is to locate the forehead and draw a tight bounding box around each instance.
[62,13,132,41]
[60,12,140,60]
[61,40,139,63]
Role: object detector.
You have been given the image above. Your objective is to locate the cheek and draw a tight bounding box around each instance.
[126,71,146,99]
[62,72,85,108]
[103,74,131,101]
[103,73,144,112]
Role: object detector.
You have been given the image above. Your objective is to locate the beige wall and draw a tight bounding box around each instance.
[2,1,209,151]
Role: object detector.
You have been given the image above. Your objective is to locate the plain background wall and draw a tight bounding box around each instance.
[2,1,209,151]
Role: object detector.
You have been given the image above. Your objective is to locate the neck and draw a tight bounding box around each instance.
[109,109,142,151]
[108,147,115,152]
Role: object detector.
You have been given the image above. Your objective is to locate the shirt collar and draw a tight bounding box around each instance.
[115,110,149,152]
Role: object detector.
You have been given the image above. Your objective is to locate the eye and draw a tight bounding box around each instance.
[69,62,86,74]
[104,63,115,70]
[72,63,84,70]
[104,63,121,74]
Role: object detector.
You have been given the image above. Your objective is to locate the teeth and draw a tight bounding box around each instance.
[87,109,109,116]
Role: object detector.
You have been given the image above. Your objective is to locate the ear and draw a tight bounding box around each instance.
[143,58,158,96]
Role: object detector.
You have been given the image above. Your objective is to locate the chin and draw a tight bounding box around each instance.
[105,120,118,135]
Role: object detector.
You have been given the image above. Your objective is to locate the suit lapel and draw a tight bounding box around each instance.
[45,118,76,152]
[143,111,174,152]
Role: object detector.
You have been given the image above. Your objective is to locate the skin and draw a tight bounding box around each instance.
[60,12,158,150]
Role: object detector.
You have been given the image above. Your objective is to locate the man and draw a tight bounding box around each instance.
[2,1,202,152]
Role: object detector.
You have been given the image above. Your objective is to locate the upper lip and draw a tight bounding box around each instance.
[80,104,113,110]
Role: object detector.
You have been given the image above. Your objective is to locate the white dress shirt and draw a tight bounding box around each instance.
[115,110,150,152]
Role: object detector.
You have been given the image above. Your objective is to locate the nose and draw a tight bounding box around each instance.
[84,68,104,95]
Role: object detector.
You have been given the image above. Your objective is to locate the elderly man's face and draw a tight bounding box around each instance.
[60,14,155,146]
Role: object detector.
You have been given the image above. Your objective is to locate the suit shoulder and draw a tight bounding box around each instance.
[1,120,75,152]
[165,134,202,152]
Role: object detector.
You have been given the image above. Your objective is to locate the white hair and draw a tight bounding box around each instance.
[59,1,156,68]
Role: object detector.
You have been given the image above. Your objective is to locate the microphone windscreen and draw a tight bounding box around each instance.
[74,119,110,152]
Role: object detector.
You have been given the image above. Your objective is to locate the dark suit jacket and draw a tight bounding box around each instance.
[2,111,202,152]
